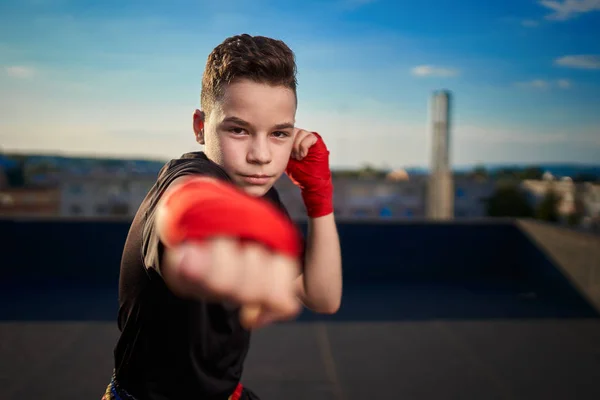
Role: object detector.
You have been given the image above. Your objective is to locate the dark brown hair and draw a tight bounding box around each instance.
[201,34,298,115]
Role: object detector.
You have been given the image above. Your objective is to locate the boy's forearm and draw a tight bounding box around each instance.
[297,213,342,314]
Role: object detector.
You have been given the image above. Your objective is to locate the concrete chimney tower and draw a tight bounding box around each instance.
[426,90,454,220]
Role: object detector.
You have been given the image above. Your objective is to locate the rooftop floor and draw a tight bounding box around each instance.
[2,282,600,400]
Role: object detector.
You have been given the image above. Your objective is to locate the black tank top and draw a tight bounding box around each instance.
[113,152,292,400]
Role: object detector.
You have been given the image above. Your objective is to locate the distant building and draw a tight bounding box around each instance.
[581,182,600,231]
[386,169,410,182]
[276,174,428,220]
[521,177,600,229]
[59,171,158,218]
[275,172,499,221]
[333,176,426,219]
[0,186,60,217]
[521,177,575,217]
[426,90,454,220]
[453,178,496,218]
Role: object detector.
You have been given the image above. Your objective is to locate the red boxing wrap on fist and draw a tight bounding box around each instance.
[157,177,303,259]
[285,132,334,218]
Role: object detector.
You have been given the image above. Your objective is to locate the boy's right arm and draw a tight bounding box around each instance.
[151,176,303,329]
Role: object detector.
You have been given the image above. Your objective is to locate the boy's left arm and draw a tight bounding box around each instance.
[286,130,342,314]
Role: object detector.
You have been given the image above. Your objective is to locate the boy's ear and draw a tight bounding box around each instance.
[193,109,205,144]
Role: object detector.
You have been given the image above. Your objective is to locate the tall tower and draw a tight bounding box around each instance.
[426,90,454,220]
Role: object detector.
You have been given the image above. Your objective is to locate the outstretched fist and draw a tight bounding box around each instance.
[163,238,302,329]
[155,176,304,330]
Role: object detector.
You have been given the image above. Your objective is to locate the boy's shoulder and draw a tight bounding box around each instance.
[157,151,231,185]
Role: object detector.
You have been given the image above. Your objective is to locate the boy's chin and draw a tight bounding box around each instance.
[239,184,273,198]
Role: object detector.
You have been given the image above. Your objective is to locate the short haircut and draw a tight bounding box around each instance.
[201,34,298,115]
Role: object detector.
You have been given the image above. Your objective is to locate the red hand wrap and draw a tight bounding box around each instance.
[285,132,334,218]
[157,177,303,258]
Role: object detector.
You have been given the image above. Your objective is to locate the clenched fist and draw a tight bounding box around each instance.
[163,238,302,329]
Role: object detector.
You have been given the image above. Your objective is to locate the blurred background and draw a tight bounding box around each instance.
[1,0,600,399]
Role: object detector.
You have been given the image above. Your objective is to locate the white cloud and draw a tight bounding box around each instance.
[514,78,572,89]
[5,66,35,78]
[521,19,540,27]
[554,55,600,69]
[539,0,600,21]
[411,65,459,78]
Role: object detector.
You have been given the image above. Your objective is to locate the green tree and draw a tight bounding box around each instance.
[470,164,488,180]
[535,190,560,222]
[565,186,586,226]
[566,212,582,226]
[519,166,544,180]
[494,168,520,182]
[485,184,534,217]
[358,163,386,178]
[572,173,598,183]
[332,169,360,179]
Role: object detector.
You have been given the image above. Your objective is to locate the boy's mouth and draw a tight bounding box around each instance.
[239,174,273,185]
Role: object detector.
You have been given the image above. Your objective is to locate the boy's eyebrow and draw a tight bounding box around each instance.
[273,122,295,130]
[222,116,251,126]
[222,116,295,130]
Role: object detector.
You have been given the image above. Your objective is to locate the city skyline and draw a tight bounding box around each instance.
[1,0,600,169]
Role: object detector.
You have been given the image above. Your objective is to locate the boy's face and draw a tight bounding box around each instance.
[194,79,297,197]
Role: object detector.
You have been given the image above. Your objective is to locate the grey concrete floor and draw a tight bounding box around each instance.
[2,283,600,399]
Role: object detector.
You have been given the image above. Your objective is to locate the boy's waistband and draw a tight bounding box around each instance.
[102,372,244,400]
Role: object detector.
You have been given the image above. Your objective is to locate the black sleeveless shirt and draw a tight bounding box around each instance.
[113,152,292,400]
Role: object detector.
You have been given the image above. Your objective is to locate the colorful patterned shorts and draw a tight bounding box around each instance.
[101,373,134,400]
[101,372,247,400]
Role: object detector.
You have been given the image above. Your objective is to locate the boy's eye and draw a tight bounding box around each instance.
[272,131,290,138]
[230,127,246,135]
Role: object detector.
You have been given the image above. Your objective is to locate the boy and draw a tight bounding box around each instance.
[103,34,343,400]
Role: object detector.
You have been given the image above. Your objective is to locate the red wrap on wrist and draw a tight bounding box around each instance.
[285,132,334,218]
[157,177,303,258]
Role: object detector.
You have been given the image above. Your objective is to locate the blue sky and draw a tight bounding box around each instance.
[1,0,599,168]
